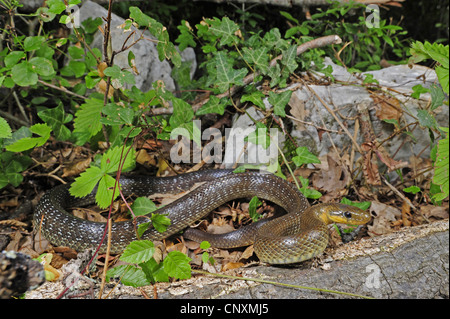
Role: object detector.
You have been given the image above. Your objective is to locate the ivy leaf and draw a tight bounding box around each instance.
[245,122,270,149]
[215,52,248,93]
[210,17,240,47]
[281,45,298,73]
[242,47,269,74]
[169,98,194,128]
[196,96,228,115]
[176,20,196,51]
[163,251,191,280]
[292,146,320,167]
[38,104,72,141]
[240,90,266,109]
[268,90,292,117]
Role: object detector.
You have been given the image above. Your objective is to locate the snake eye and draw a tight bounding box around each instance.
[344,211,352,219]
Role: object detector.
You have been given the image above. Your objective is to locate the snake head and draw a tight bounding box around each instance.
[317,203,371,225]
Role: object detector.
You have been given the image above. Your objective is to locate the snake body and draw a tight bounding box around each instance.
[34,170,370,264]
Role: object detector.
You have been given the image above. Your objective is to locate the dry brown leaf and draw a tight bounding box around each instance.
[361,145,381,185]
[239,245,254,261]
[135,149,157,167]
[311,155,350,194]
[401,200,412,227]
[368,201,401,236]
[288,93,309,131]
[62,157,92,177]
[222,262,245,271]
[372,93,403,122]
[420,205,449,219]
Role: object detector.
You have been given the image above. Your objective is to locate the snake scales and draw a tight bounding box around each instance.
[34,169,370,264]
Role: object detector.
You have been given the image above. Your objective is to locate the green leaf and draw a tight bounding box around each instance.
[0,117,12,139]
[4,51,26,68]
[131,197,158,216]
[163,251,191,280]
[200,241,211,250]
[5,124,51,152]
[95,174,118,208]
[101,146,136,174]
[120,240,155,264]
[403,186,421,194]
[38,104,72,141]
[292,146,320,167]
[242,47,269,74]
[107,264,152,287]
[73,98,103,144]
[101,103,135,126]
[268,90,292,117]
[429,84,445,110]
[417,109,438,130]
[196,96,227,116]
[176,20,196,51]
[240,90,266,109]
[11,61,38,87]
[281,45,298,73]
[169,98,194,127]
[435,66,449,94]
[340,198,372,210]
[210,17,240,47]
[47,0,67,14]
[150,213,171,233]
[245,122,270,149]
[69,166,103,198]
[248,196,262,222]
[24,36,46,52]
[432,127,449,200]
[215,52,248,93]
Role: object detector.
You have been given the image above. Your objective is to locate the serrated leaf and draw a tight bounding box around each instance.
[163,251,191,280]
[151,213,171,233]
[69,166,103,198]
[268,90,292,117]
[121,240,155,264]
[95,174,118,208]
[0,117,12,138]
[101,146,136,174]
[107,264,151,287]
[73,98,103,144]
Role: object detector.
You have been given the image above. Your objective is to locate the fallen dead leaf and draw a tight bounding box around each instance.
[222,262,245,271]
[62,157,92,178]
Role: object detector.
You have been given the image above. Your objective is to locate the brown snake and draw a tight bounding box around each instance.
[34,170,370,264]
